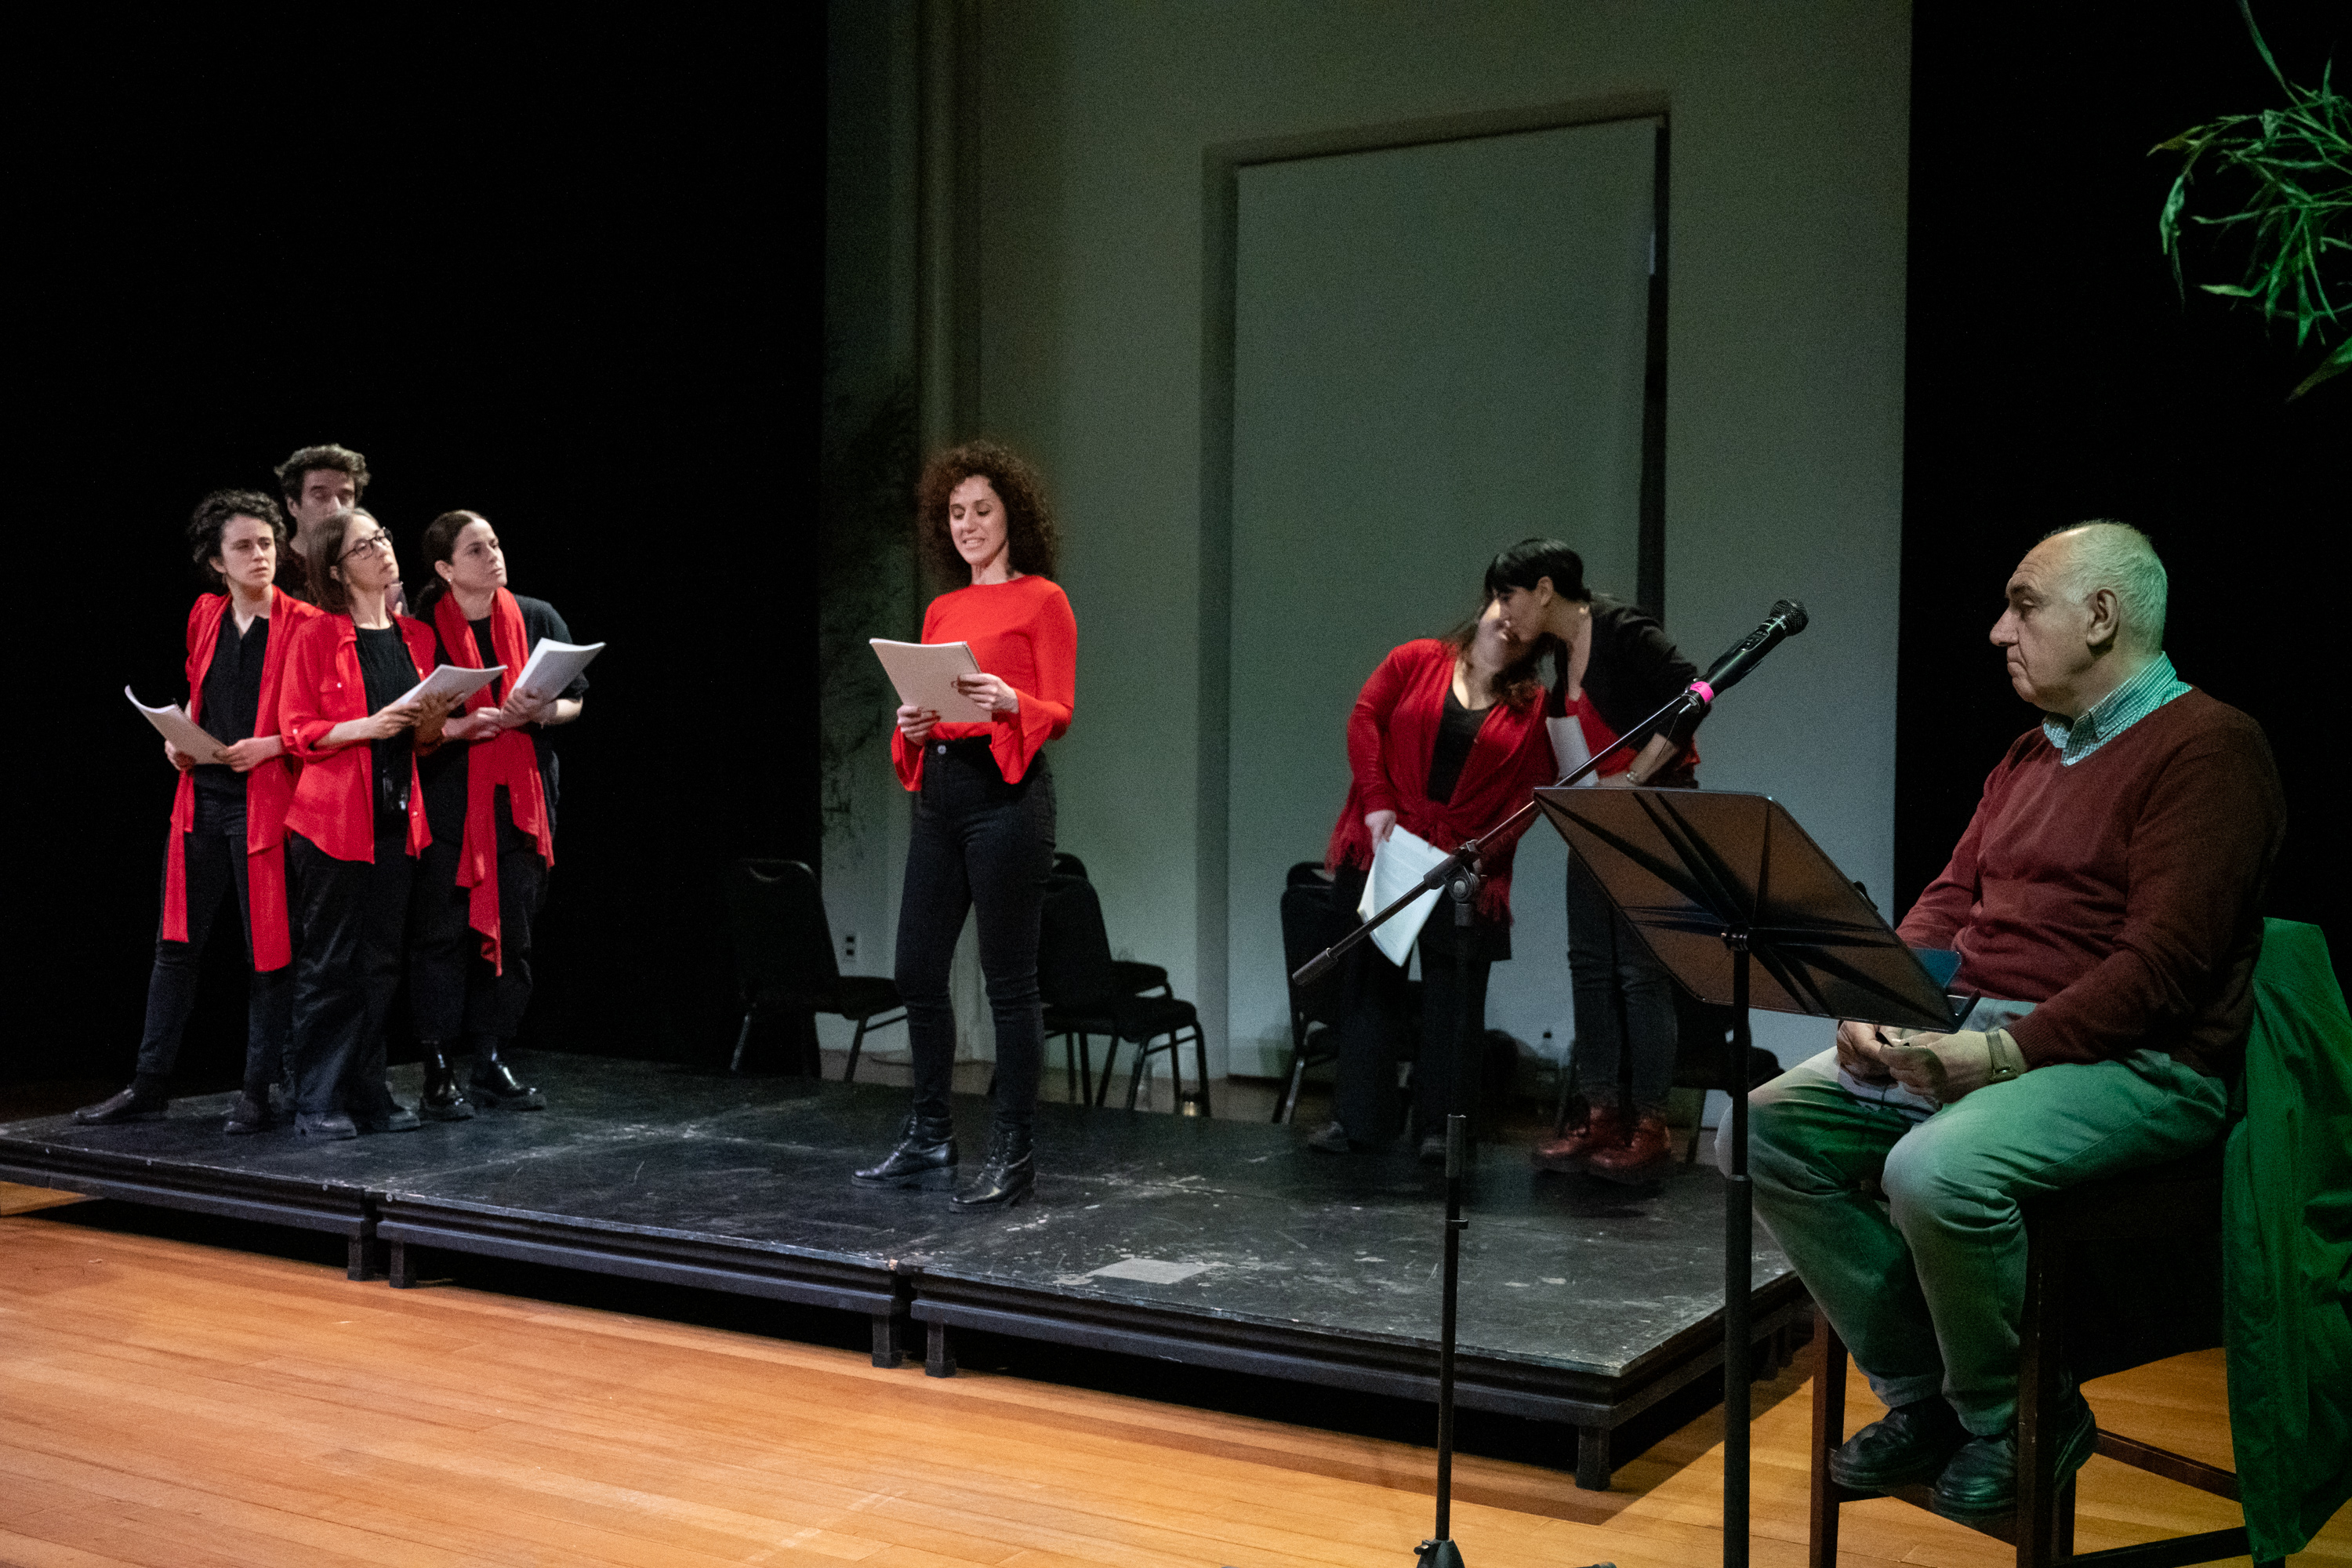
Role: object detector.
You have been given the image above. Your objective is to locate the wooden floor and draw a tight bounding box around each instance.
[2,1181,2342,1568]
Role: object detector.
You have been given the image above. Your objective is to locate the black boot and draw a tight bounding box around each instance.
[223,1090,278,1134]
[469,1038,545,1110]
[852,1112,959,1189]
[952,1120,1034,1210]
[73,1076,170,1125]
[417,1044,475,1122]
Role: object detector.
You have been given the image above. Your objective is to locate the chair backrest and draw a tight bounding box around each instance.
[1287,859,1330,887]
[1053,850,1090,880]
[1037,873,1121,1011]
[1279,880,1352,1029]
[723,858,843,1009]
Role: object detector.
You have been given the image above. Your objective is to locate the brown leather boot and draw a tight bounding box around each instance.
[1530,1101,1626,1173]
[1588,1112,1674,1185]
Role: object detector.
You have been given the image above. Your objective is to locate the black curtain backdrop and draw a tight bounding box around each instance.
[1901,3,2347,980]
[11,16,825,1087]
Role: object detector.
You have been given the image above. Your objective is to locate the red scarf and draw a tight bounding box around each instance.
[434,587,554,971]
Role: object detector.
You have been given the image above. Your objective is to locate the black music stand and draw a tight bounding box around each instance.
[1531,786,1972,1568]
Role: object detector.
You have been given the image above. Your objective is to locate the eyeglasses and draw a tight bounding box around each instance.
[337,531,393,563]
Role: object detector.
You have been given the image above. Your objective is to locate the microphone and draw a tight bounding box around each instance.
[1688,599,1809,704]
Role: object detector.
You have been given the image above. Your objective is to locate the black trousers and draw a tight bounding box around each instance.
[893,741,1054,1128]
[136,826,290,1094]
[1330,863,1501,1143]
[407,807,546,1044]
[288,828,412,1117]
[1563,849,1679,1113]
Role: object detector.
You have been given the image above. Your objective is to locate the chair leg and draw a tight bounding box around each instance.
[1809,1311,1846,1568]
[729,1008,754,1073]
[1078,1034,1094,1105]
[1192,1025,1212,1116]
[845,1017,868,1083]
[1097,1040,1122,1108]
[1127,1040,1152,1111]
[2017,1221,2063,1568]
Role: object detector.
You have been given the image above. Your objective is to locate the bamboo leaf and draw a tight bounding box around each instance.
[2286,338,2351,399]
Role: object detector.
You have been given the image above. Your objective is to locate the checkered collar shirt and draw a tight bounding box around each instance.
[2042,652,2191,765]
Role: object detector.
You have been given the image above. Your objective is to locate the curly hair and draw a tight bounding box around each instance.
[187,488,289,592]
[274,443,372,506]
[913,439,1059,584]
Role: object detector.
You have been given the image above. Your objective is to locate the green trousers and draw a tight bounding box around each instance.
[1737,1046,2227,1434]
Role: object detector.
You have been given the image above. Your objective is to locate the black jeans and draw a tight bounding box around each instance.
[1330,864,1502,1143]
[894,741,1055,1128]
[407,804,546,1044]
[288,828,413,1117]
[1564,848,1679,1113]
[136,826,291,1095]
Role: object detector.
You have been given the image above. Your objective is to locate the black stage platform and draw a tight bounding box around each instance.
[0,1053,1809,1489]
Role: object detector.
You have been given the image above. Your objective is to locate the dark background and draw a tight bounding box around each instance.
[8,3,2341,1091]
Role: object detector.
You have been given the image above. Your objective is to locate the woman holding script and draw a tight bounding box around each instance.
[402,510,590,1120]
[278,507,459,1138]
[1312,599,1555,1160]
[855,441,1074,1210]
[1487,538,1704,1185]
[75,490,322,1134]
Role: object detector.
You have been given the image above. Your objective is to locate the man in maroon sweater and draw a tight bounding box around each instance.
[1737,521,2285,1520]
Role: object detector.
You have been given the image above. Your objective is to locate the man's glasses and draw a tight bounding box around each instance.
[337,531,393,563]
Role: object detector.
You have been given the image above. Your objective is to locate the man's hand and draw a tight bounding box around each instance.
[1364,809,1398,846]
[1849,1027,1998,1103]
[1835,1019,1895,1083]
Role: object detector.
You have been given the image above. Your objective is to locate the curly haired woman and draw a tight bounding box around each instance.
[852,441,1074,1210]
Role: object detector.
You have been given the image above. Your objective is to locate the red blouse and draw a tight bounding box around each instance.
[1324,639,1557,922]
[279,612,437,862]
[891,575,1076,790]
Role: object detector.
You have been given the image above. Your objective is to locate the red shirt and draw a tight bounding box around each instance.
[279,613,438,862]
[891,575,1076,790]
[1324,639,1556,922]
[1898,690,2285,1077]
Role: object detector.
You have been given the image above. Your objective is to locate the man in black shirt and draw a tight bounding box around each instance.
[273,444,403,613]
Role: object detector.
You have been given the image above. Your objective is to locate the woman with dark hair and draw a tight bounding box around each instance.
[853,439,1073,1209]
[75,490,323,1133]
[278,508,457,1138]
[1311,601,1558,1160]
[402,510,587,1117]
[1488,538,1706,1183]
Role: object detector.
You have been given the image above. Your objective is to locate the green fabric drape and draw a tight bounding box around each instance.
[2226,918,2352,1560]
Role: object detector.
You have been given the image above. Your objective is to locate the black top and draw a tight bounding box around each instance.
[190,609,270,826]
[416,593,590,840]
[354,624,419,831]
[1423,685,1490,806]
[1548,595,1704,783]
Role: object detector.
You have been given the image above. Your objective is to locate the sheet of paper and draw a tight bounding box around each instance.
[1355,824,1450,967]
[395,662,506,709]
[1546,717,1599,786]
[510,638,604,708]
[125,687,227,764]
[870,638,985,723]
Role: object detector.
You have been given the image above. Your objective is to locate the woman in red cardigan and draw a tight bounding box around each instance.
[75,490,321,1134]
[853,441,1074,1210]
[278,507,456,1139]
[1312,601,1555,1160]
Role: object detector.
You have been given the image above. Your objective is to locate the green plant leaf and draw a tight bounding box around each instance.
[2287,337,2351,399]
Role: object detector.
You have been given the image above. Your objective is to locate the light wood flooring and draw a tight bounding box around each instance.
[2,1181,2343,1567]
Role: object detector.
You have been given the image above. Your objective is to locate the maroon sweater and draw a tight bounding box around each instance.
[1898,690,2285,1079]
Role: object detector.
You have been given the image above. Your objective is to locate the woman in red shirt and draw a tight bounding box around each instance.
[853,441,1074,1210]
[74,490,321,1134]
[278,508,456,1139]
[1313,601,1556,1160]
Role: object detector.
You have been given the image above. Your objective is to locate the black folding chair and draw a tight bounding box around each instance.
[723,859,906,1080]
[1275,861,1348,1123]
[1051,851,1173,1001]
[1039,873,1210,1114]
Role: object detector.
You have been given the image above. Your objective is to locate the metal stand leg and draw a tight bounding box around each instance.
[925,1320,956,1377]
[729,1009,754,1073]
[1809,1313,1846,1568]
[1724,932,1754,1568]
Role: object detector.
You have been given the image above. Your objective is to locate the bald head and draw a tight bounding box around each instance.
[2040,521,2167,656]
[1991,521,2168,717]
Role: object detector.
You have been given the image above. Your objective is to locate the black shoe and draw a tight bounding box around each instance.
[72,1085,169,1125]
[469,1043,546,1110]
[223,1092,278,1135]
[354,1098,422,1134]
[1306,1120,1354,1155]
[952,1121,1034,1210]
[296,1112,358,1140]
[852,1113,959,1189]
[1931,1392,2098,1520]
[417,1049,475,1122]
[1829,1396,1970,1493]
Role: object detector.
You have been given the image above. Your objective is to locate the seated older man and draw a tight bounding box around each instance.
[1737,521,2285,1519]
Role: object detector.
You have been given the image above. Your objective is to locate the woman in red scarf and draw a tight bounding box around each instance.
[1312,601,1555,1160]
[75,490,321,1133]
[279,508,456,1138]
[404,510,587,1119]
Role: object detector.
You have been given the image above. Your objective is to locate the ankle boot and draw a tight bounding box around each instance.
[469,1038,545,1110]
[1588,1112,1674,1185]
[418,1044,475,1122]
[952,1120,1035,1210]
[852,1111,959,1189]
[1530,1101,1626,1173]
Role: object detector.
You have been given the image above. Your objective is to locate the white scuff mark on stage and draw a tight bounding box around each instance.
[1087,1257,1211,1284]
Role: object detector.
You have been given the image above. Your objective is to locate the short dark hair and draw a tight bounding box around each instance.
[411,509,487,619]
[274,443,372,506]
[914,440,1059,584]
[303,506,378,616]
[1484,538,1589,603]
[187,488,288,592]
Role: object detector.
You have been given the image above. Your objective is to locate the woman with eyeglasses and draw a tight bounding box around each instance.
[278,507,459,1138]
[402,510,588,1119]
